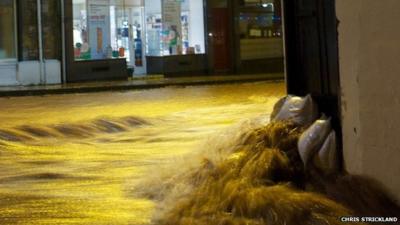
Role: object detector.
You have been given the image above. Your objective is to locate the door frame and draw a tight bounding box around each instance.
[210,7,230,73]
[282,0,342,170]
[282,0,340,122]
[14,0,63,85]
[129,5,147,75]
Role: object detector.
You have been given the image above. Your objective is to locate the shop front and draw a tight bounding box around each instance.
[0,0,17,85]
[66,0,207,82]
[237,0,284,73]
[0,0,207,86]
[144,0,207,76]
[207,0,284,74]
[0,0,62,86]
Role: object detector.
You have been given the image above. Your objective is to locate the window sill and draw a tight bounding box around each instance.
[0,59,17,66]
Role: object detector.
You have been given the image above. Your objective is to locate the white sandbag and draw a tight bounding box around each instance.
[272,94,318,126]
[313,131,339,174]
[270,96,287,121]
[297,117,332,167]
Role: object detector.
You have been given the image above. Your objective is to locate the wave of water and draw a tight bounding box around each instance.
[0,116,151,143]
[133,120,400,225]
[0,82,289,224]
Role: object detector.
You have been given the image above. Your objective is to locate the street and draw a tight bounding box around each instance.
[0,81,285,225]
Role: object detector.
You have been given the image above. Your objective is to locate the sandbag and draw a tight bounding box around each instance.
[298,117,332,167]
[272,94,318,126]
[270,96,287,121]
[313,130,338,174]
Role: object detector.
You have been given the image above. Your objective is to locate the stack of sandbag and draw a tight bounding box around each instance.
[271,94,319,126]
[271,94,339,175]
[298,116,339,174]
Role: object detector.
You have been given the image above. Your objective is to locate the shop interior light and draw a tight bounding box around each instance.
[260,0,274,9]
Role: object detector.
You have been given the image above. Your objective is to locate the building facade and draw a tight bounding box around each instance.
[0,0,207,85]
[207,0,284,74]
[67,0,207,81]
[0,0,284,86]
[0,0,62,85]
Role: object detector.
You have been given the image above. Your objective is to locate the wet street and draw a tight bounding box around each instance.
[0,81,285,225]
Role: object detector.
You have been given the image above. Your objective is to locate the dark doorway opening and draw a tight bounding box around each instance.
[212,8,231,73]
[283,0,342,169]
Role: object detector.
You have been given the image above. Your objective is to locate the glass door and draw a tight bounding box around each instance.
[18,0,39,62]
[17,0,62,84]
[127,6,146,75]
[41,0,62,61]
[41,0,62,83]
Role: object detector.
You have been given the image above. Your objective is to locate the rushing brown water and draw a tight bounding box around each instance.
[0,82,285,225]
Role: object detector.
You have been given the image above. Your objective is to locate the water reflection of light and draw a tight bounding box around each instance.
[0,82,285,224]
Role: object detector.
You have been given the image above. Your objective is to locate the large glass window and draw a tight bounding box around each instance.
[184,0,205,55]
[73,0,126,61]
[73,0,88,59]
[0,0,16,60]
[73,0,205,60]
[42,0,62,60]
[145,0,205,56]
[145,0,162,56]
[239,0,284,60]
[18,0,40,61]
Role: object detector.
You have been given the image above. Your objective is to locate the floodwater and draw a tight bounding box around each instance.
[0,81,285,225]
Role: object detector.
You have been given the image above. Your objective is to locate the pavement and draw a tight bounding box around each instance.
[0,73,284,97]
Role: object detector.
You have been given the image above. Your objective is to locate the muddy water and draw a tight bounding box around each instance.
[0,82,285,225]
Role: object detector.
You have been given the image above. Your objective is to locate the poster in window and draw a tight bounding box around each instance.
[162,0,182,54]
[88,0,110,59]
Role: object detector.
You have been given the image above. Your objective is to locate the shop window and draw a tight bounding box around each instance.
[15,0,61,61]
[73,0,205,61]
[239,12,281,39]
[180,0,205,55]
[239,0,284,60]
[18,0,40,61]
[145,0,205,56]
[42,0,62,60]
[0,0,16,60]
[145,0,162,56]
[72,0,126,61]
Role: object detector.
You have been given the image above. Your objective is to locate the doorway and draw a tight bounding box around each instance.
[17,0,62,85]
[126,6,146,75]
[283,0,340,120]
[212,8,230,73]
[282,0,341,167]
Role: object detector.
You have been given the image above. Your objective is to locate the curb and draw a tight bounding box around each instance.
[0,76,284,97]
